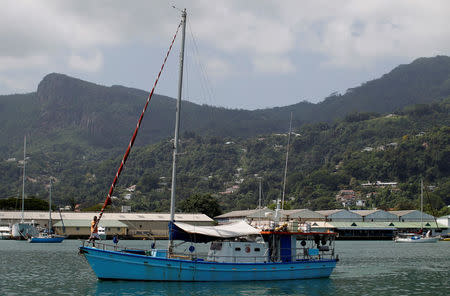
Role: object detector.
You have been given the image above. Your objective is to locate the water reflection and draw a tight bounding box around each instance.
[93,278,335,296]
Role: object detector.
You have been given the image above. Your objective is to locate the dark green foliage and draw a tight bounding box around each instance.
[1,58,450,216]
[0,196,49,211]
[178,193,222,218]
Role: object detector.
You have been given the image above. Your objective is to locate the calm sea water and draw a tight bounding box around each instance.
[0,239,448,296]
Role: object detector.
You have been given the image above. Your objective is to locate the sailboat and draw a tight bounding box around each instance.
[394,179,438,243]
[79,9,338,281]
[29,179,66,243]
[11,136,39,240]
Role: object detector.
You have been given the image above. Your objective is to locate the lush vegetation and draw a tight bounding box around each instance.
[1,99,449,218]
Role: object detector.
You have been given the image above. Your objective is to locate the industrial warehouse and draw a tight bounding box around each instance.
[1,209,448,240]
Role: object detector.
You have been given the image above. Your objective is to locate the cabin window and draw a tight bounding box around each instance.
[117,227,120,231]
[254,248,260,252]
[76,227,80,231]
[210,242,222,251]
[235,247,241,251]
[139,225,142,228]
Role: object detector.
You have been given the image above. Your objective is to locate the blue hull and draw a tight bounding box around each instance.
[29,236,65,243]
[80,247,337,281]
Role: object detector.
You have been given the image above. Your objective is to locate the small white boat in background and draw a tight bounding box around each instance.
[394,231,438,243]
[12,136,39,240]
[0,225,11,240]
[98,226,106,240]
[394,179,438,243]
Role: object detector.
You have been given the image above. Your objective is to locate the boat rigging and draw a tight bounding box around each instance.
[79,9,338,281]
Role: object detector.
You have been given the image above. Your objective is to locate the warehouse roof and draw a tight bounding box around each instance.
[53,219,128,227]
[0,211,213,222]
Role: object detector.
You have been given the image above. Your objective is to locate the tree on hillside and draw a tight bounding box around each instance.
[178,193,222,218]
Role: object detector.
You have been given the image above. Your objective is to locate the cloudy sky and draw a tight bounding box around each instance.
[1,0,450,109]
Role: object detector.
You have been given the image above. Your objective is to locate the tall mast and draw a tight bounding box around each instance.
[420,178,423,230]
[169,8,187,252]
[258,176,262,225]
[281,112,293,209]
[21,136,26,223]
[49,179,53,233]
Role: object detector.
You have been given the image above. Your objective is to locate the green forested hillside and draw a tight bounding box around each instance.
[1,99,449,217]
[1,56,450,160]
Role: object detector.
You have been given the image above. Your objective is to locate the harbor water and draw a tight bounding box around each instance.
[0,240,448,295]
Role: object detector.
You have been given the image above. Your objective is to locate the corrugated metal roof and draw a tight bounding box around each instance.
[280,209,324,219]
[0,211,213,222]
[350,210,380,216]
[328,221,445,229]
[247,209,274,218]
[316,209,350,216]
[386,222,445,229]
[389,210,416,216]
[215,209,261,219]
[329,222,396,230]
[53,219,128,227]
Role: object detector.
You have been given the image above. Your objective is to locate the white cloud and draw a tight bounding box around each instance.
[68,50,103,72]
[1,0,450,104]
[0,73,37,92]
[204,57,232,79]
[252,56,295,74]
[278,0,450,68]
[0,55,48,71]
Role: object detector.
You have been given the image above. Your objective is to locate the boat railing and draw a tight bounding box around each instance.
[80,241,336,262]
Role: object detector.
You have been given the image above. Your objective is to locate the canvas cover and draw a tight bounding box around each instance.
[170,220,260,243]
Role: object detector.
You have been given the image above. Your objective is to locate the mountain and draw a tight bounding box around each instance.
[1,56,450,157]
[1,98,448,214]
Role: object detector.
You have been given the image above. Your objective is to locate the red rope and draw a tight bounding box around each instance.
[95,21,182,226]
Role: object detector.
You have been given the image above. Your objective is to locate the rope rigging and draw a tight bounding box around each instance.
[94,21,183,229]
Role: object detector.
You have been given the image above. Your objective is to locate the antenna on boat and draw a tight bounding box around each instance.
[257,176,262,226]
[281,112,293,210]
[169,8,187,255]
[49,178,52,233]
[420,178,423,231]
[21,135,26,223]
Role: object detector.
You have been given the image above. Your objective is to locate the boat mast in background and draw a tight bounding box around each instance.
[420,178,423,230]
[281,112,293,209]
[169,8,187,254]
[21,135,26,223]
[49,179,53,233]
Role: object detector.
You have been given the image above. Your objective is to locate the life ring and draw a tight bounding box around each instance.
[245,246,251,253]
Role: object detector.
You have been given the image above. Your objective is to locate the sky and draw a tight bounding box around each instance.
[1,0,450,109]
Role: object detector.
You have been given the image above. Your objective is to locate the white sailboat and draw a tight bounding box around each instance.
[394,179,438,243]
[79,9,338,281]
[28,179,66,243]
[0,225,11,240]
[11,136,39,240]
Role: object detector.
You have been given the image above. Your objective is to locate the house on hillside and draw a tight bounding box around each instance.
[335,190,365,207]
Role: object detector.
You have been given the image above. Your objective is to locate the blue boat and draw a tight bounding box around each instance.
[79,9,338,281]
[29,234,66,243]
[29,179,66,243]
[79,221,338,281]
